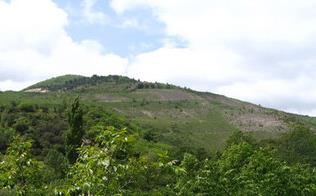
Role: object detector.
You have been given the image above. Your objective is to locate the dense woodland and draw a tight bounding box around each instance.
[0,95,316,195]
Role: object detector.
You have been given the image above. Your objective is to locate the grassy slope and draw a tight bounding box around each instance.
[24,75,85,90]
[3,74,315,152]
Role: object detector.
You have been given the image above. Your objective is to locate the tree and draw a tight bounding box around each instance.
[44,149,68,178]
[65,97,84,164]
[0,136,46,195]
[225,130,256,147]
[61,126,133,195]
[175,142,316,195]
[277,126,316,166]
[60,125,176,195]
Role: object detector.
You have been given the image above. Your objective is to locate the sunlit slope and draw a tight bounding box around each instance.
[18,74,316,152]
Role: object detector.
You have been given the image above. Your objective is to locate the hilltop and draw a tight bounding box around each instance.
[25,74,178,92]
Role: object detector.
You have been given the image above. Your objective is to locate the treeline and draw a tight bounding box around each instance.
[0,99,316,195]
[29,75,178,92]
[136,81,175,90]
[30,75,136,91]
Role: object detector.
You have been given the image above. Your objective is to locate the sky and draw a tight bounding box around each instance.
[1,0,316,116]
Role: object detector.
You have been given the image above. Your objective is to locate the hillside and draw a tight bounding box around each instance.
[17,74,316,152]
[24,75,85,92]
[1,74,316,194]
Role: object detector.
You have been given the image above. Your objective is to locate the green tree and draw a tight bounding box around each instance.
[60,125,176,195]
[277,126,316,166]
[0,136,46,195]
[175,141,316,195]
[65,97,84,164]
[61,126,134,195]
[225,130,256,147]
[44,149,68,178]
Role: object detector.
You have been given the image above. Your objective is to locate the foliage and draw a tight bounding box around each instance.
[60,125,175,195]
[62,126,130,195]
[175,142,316,195]
[0,136,46,195]
[225,130,256,147]
[276,125,316,166]
[1,119,316,195]
[0,127,15,152]
[44,149,68,178]
[65,97,84,164]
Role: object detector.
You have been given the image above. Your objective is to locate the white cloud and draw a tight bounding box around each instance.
[81,0,110,25]
[127,46,247,84]
[2,0,316,116]
[0,0,127,91]
[118,18,142,29]
[111,0,316,45]
[0,80,35,92]
[111,0,316,116]
[110,0,150,14]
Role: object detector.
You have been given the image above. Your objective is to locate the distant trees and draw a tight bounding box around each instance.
[275,125,316,166]
[136,81,175,89]
[65,97,85,164]
[37,75,140,91]
[29,74,179,92]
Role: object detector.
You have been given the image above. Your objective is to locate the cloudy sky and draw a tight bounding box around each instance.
[1,0,316,116]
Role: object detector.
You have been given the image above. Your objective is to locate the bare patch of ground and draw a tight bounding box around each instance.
[142,110,154,118]
[133,89,202,101]
[24,88,49,93]
[223,105,288,132]
[93,94,129,102]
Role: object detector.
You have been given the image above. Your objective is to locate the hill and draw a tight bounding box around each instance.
[1,74,316,195]
[24,74,85,92]
[14,74,316,153]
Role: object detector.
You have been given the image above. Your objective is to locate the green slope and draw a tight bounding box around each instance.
[5,74,314,152]
[24,75,86,91]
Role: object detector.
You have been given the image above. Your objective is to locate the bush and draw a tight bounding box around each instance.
[13,117,30,134]
[18,102,36,113]
[0,128,15,152]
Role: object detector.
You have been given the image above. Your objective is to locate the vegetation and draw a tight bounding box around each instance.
[1,75,316,194]
[1,116,316,194]
[65,97,84,164]
[25,75,85,91]
[25,75,178,92]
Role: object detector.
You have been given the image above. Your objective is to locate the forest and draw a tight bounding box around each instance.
[0,95,316,195]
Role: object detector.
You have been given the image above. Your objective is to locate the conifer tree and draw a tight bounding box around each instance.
[66,97,84,164]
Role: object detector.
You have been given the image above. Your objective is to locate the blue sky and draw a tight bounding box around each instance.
[54,0,167,56]
[2,0,316,116]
